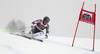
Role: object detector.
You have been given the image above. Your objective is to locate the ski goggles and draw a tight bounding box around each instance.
[45,21,49,23]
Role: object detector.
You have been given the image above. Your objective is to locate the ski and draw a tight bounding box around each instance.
[10,33,43,42]
[22,35,43,42]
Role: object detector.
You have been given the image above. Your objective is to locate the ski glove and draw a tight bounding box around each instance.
[31,24,35,29]
[45,35,48,39]
[31,25,33,28]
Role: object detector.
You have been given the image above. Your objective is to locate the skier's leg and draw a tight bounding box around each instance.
[31,26,36,34]
[31,26,44,37]
[24,31,32,36]
[24,26,36,36]
[34,31,44,37]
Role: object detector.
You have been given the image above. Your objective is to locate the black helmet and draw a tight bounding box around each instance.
[43,16,50,22]
[43,16,50,24]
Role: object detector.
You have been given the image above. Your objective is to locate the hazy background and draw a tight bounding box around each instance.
[0,0,100,39]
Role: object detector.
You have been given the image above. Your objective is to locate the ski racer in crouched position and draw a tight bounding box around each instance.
[28,16,50,39]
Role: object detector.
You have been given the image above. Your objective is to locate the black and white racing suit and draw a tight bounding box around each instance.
[31,19,49,36]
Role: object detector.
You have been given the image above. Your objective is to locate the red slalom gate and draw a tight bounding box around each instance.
[72,2,96,51]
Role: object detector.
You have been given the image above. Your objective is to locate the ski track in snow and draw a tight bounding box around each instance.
[0,44,27,54]
[44,39,100,54]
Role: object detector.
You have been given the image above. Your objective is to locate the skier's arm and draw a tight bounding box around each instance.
[32,19,42,25]
[31,19,42,27]
[45,25,49,39]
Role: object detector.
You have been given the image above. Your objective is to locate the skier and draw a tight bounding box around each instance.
[28,16,50,39]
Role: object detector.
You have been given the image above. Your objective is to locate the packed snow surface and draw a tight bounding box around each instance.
[0,31,100,54]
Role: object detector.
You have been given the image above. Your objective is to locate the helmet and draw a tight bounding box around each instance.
[43,16,50,22]
[43,16,50,24]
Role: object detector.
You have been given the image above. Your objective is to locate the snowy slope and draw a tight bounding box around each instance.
[0,31,100,54]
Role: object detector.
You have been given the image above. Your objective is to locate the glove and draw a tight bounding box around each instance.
[31,25,33,28]
[31,24,34,29]
[45,35,48,39]
[31,25,34,29]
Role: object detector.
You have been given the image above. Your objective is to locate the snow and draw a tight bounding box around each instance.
[0,31,100,54]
